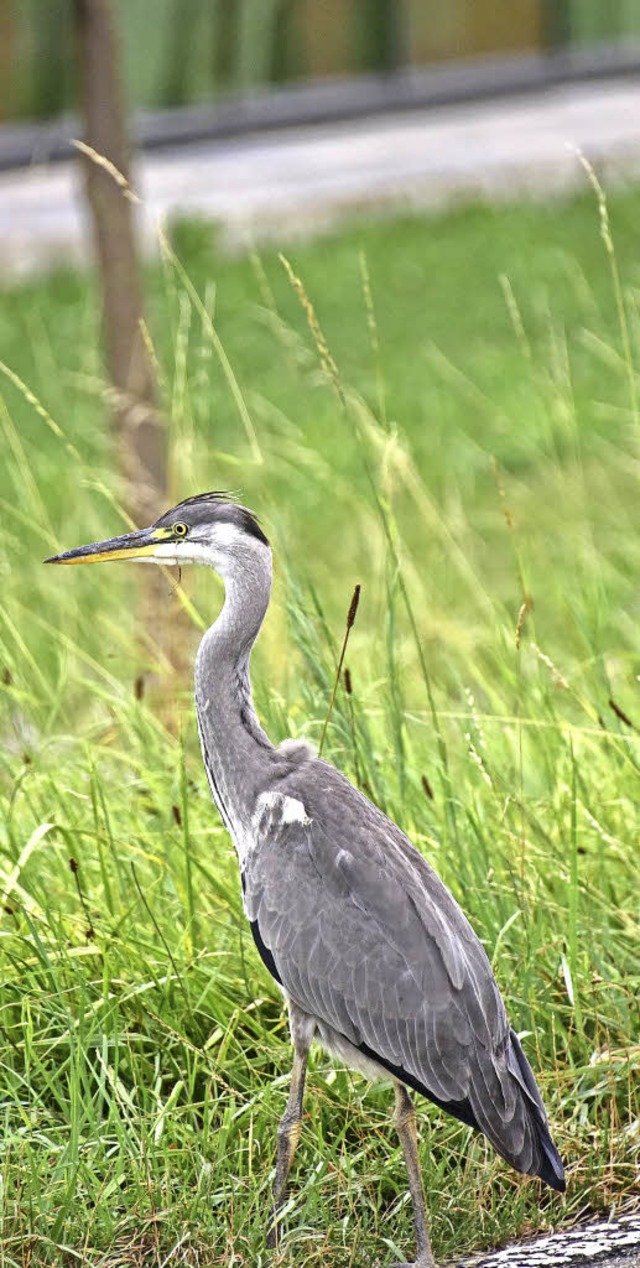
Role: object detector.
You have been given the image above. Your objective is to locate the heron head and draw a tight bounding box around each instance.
[44,492,270,576]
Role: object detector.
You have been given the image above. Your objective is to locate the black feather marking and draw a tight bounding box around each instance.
[508,1030,566,1191]
[249,917,283,985]
[239,873,284,987]
[354,1036,480,1130]
[356,1029,565,1190]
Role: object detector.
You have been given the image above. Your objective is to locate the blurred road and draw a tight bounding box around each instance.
[1,77,640,275]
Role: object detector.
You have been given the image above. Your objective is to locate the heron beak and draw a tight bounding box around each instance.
[44,526,163,566]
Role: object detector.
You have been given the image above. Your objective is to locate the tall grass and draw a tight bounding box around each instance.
[0,190,639,1265]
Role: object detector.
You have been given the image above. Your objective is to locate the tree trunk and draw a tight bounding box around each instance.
[0,0,13,121]
[73,0,165,528]
[73,0,192,704]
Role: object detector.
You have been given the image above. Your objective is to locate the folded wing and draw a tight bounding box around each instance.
[243,765,564,1191]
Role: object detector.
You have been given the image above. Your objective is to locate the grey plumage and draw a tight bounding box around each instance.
[47,492,565,1267]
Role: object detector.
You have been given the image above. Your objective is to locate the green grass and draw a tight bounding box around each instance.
[0,185,639,1265]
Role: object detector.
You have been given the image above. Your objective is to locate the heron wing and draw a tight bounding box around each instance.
[242,763,559,1182]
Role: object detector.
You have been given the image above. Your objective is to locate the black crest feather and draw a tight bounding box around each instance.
[154,492,269,547]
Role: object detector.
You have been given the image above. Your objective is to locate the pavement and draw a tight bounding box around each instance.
[466,1215,640,1268]
[1,77,640,276]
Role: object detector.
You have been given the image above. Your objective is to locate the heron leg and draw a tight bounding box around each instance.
[266,1006,314,1250]
[392,1082,436,1268]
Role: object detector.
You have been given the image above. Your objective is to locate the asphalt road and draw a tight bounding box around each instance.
[464,1215,640,1268]
[1,77,640,276]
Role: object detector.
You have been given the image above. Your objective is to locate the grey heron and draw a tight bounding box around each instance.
[46,492,565,1266]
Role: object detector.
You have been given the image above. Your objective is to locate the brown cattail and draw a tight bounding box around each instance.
[69,857,79,874]
[608,697,634,729]
[421,774,434,801]
[344,667,352,695]
[319,584,362,757]
[134,674,145,701]
[172,804,182,826]
[347,585,361,630]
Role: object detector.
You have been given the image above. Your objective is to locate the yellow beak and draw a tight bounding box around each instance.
[44,527,162,566]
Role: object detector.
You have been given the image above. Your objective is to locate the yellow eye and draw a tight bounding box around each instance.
[173,522,189,538]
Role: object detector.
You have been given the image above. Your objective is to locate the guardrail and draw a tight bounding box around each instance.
[1,41,639,173]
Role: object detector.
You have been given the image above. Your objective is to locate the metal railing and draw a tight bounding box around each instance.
[0,1,639,170]
[4,0,640,124]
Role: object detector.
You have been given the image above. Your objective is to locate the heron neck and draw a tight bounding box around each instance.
[194,550,276,856]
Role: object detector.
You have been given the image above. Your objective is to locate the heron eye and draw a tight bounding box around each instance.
[173,522,189,538]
